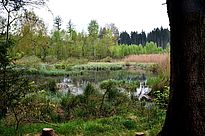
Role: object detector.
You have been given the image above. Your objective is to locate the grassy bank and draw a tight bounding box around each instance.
[0,109,165,136]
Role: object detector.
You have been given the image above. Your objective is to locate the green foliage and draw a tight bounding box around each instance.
[99,80,131,116]
[2,89,62,131]
[72,63,123,71]
[0,67,167,135]
[152,86,170,108]
[84,82,96,97]
[10,13,168,62]
[110,42,165,59]
[148,75,170,108]
[0,39,36,132]
[0,11,170,134]
[144,42,163,54]
[100,79,116,92]
[44,55,58,64]
[148,64,159,74]
[122,119,138,130]
[47,79,57,93]
[39,69,70,76]
[88,20,99,38]
[15,55,42,68]
[100,56,113,62]
[0,108,165,136]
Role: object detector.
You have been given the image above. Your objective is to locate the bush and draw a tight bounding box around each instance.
[148,75,170,109]
[153,86,170,108]
[15,55,42,68]
[122,119,138,130]
[47,79,57,93]
[65,57,88,65]
[44,55,58,64]
[84,83,97,98]
[26,67,39,74]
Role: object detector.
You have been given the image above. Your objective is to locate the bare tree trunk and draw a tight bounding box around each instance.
[159,0,205,136]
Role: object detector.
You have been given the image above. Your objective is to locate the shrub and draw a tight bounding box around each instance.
[65,57,88,65]
[15,55,42,68]
[148,75,170,109]
[153,86,170,108]
[26,67,39,74]
[47,79,57,93]
[44,55,58,64]
[84,83,96,98]
[122,119,138,130]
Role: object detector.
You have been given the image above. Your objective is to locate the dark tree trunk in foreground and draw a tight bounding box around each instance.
[159,0,205,136]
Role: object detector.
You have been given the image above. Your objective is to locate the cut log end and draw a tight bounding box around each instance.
[135,132,145,136]
[41,128,56,136]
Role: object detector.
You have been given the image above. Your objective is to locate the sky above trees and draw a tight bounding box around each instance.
[35,0,169,33]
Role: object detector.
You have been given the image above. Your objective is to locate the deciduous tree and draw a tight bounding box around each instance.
[0,0,47,120]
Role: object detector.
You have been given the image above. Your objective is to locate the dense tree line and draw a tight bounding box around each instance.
[119,27,170,48]
[147,27,170,49]
[0,11,169,61]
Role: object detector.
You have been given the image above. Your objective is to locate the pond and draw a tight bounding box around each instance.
[30,69,154,95]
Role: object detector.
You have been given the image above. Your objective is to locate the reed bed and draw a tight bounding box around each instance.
[123,54,170,75]
[123,54,169,64]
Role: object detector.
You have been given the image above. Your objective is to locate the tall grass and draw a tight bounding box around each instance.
[123,54,169,63]
[0,111,165,136]
[123,54,170,76]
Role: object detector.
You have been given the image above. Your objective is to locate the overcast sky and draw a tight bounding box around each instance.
[35,0,169,33]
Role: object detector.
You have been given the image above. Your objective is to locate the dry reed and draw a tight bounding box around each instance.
[123,54,169,63]
[123,54,170,75]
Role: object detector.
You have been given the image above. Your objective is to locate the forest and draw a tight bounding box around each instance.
[5,12,170,61]
[0,0,174,136]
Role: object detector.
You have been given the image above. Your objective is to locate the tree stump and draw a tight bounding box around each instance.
[135,132,145,136]
[41,128,56,136]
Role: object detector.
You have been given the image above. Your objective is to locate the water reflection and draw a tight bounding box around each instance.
[56,71,152,100]
[56,77,86,95]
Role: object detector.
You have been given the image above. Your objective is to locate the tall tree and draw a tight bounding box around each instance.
[130,31,138,45]
[0,0,46,42]
[106,23,119,43]
[16,11,46,56]
[119,31,130,45]
[97,27,114,58]
[88,20,99,37]
[159,1,205,136]
[66,19,76,42]
[67,19,75,34]
[87,20,99,58]
[0,0,47,119]
[140,31,146,45]
[147,27,170,48]
[51,16,64,59]
[35,20,49,60]
[53,16,62,31]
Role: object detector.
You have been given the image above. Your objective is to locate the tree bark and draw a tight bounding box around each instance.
[159,0,205,136]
